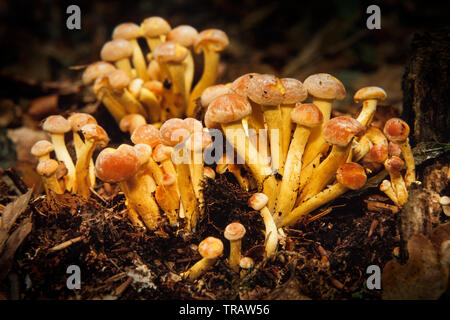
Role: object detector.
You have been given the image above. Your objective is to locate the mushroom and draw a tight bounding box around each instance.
[155,172,180,226]
[112,23,148,81]
[279,78,308,161]
[379,179,400,206]
[82,61,116,87]
[249,193,278,258]
[128,79,161,124]
[68,113,98,186]
[383,118,417,187]
[141,16,171,52]
[298,116,365,203]
[42,115,76,193]
[247,74,286,175]
[147,59,162,81]
[95,144,161,230]
[92,76,127,124]
[439,196,450,216]
[153,41,189,116]
[361,141,389,174]
[187,29,229,117]
[31,140,54,162]
[36,159,64,195]
[384,156,408,206]
[275,103,323,222]
[301,73,346,168]
[224,222,246,272]
[167,25,199,98]
[204,93,278,211]
[200,84,232,120]
[181,236,224,281]
[100,39,134,77]
[119,113,147,135]
[239,257,255,278]
[352,126,387,162]
[279,162,367,227]
[354,86,387,127]
[203,166,216,179]
[75,124,109,198]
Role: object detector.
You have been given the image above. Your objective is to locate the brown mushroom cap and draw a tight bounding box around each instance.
[36,158,59,177]
[95,144,139,183]
[107,69,131,90]
[201,84,231,108]
[112,22,142,40]
[239,257,255,269]
[198,237,224,259]
[323,116,365,147]
[167,25,199,47]
[204,94,252,128]
[100,39,133,62]
[183,117,203,133]
[384,156,405,173]
[141,17,171,38]
[224,222,246,241]
[290,103,323,127]
[82,62,116,85]
[303,73,346,100]
[229,73,259,97]
[194,29,229,54]
[43,115,71,134]
[354,86,387,103]
[383,118,410,143]
[159,118,190,146]
[281,78,308,104]
[336,162,367,190]
[81,124,110,145]
[153,41,188,64]
[131,124,161,147]
[248,193,269,211]
[388,142,402,157]
[366,143,388,163]
[143,80,163,96]
[68,113,97,132]
[152,144,173,162]
[133,143,152,167]
[120,114,146,134]
[247,74,285,106]
[31,140,54,157]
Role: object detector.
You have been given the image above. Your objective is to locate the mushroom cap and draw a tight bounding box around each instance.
[167,25,198,47]
[159,118,190,146]
[201,84,231,108]
[133,143,152,167]
[281,78,308,104]
[194,29,229,54]
[336,162,367,190]
[120,114,146,134]
[354,86,387,103]
[440,196,450,206]
[93,76,110,96]
[82,61,116,85]
[303,73,346,100]
[131,124,161,147]
[229,73,259,97]
[36,158,59,177]
[290,103,323,127]
[185,131,212,152]
[366,143,388,163]
[95,144,139,183]
[143,80,163,96]
[203,166,216,179]
[204,94,252,128]
[388,142,402,157]
[128,78,144,98]
[383,118,410,143]
[247,74,285,106]
[384,156,405,173]
[152,144,173,162]
[224,222,246,241]
[323,116,365,147]
[81,124,110,145]
[183,118,203,133]
[107,69,130,90]
[153,41,188,64]
[198,236,224,259]
[31,140,54,157]
[161,172,176,186]
[141,16,171,38]
[112,22,142,40]
[43,115,71,134]
[68,113,97,131]
[239,257,255,269]
[379,179,392,192]
[100,39,133,62]
[248,193,269,211]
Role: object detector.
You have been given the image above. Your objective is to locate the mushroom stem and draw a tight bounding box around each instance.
[94,77,128,123]
[139,87,162,123]
[398,139,416,187]
[260,206,278,258]
[129,39,148,81]
[183,52,195,98]
[51,134,76,193]
[356,99,378,127]
[75,139,97,198]
[380,180,400,206]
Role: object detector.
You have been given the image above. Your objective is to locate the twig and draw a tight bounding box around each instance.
[48,236,84,252]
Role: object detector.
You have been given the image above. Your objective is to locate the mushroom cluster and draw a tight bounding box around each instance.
[82,17,229,125]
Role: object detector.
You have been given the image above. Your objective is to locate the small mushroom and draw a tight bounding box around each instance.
[379,179,400,206]
[439,196,450,216]
[239,257,255,278]
[119,113,147,135]
[224,222,246,272]
[31,140,54,162]
[36,159,64,195]
[353,86,387,127]
[141,16,171,52]
[100,39,134,77]
[384,156,408,206]
[182,236,224,281]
